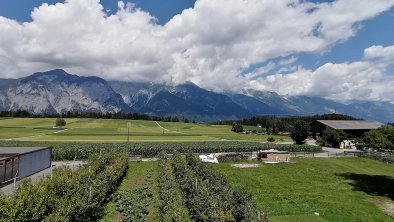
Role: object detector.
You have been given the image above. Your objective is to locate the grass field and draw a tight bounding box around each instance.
[0,118,291,142]
[213,158,394,222]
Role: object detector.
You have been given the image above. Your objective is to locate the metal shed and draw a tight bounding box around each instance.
[0,147,52,186]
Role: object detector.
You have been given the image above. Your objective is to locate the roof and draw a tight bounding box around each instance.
[0,147,51,156]
[315,120,383,130]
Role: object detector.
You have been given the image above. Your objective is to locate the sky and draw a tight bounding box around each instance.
[1,0,394,103]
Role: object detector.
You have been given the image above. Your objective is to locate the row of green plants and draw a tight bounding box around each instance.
[110,168,155,222]
[0,141,322,160]
[0,152,128,222]
[172,152,268,221]
[112,187,152,221]
[158,153,192,222]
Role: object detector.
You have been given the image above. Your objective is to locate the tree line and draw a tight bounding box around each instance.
[217,113,357,133]
[0,109,195,123]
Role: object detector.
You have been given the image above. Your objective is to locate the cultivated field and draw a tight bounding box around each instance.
[100,161,160,222]
[0,118,291,142]
[213,158,394,222]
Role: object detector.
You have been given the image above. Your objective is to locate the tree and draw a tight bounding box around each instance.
[357,127,394,151]
[267,137,275,143]
[290,120,310,144]
[231,122,243,133]
[322,128,346,148]
[55,118,66,128]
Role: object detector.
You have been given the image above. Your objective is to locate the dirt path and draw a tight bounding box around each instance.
[154,121,186,135]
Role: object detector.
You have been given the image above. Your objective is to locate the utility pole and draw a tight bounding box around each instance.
[127,122,131,142]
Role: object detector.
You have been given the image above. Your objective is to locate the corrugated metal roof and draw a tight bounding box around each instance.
[0,147,50,155]
[316,120,383,130]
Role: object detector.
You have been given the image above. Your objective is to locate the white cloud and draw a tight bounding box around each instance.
[249,45,394,102]
[364,45,394,62]
[0,0,393,99]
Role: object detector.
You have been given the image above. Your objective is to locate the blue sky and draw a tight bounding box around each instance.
[0,0,196,24]
[1,0,394,102]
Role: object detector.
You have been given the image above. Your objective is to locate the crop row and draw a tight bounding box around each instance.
[158,153,192,222]
[172,152,268,221]
[0,152,128,222]
[0,141,322,160]
[112,187,152,221]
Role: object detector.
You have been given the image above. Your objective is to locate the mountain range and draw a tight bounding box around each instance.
[0,69,393,123]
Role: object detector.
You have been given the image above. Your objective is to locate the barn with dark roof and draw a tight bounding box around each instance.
[310,120,384,138]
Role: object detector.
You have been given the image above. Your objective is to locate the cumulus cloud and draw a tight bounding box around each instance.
[250,45,394,102]
[0,0,394,100]
[364,45,394,62]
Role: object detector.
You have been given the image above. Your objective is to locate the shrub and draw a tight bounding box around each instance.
[0,153,128,222]
[267,137,275,142]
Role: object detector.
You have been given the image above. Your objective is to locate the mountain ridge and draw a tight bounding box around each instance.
[1,69,393,123]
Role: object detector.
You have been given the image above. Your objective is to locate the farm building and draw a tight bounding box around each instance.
[0,147,52,187]
[310,120,383,138]
[257,150,291,163]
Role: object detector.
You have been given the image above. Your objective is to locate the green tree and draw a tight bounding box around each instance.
[55,118,66,127]
[358,128,394,150]
[267,137,275,142]
[290,120,310,144]
[231,122,243,133]
[322,128,347,148]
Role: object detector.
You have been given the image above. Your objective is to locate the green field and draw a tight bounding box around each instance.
[0,118,291,142]
[213,158,394,222]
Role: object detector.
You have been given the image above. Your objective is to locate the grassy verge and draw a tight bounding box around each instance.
[212,158,394,222]
[100,162,160,222]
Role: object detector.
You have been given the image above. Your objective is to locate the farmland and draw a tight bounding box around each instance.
[213,157,394,222]
[3,117,392,221]
[79,156,394,221]
[0,118,291,142]
[100,161,160,222]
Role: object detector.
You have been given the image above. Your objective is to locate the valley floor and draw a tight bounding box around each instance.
[0,118,291,142]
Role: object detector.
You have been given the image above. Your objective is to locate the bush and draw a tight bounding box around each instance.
[231,122,243,133]
[357,127,394,151]
[322,128,346,148]
[267,137,275,142]
[55,118,66,127]
[0,153,128,222]
[171,152,268,221]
